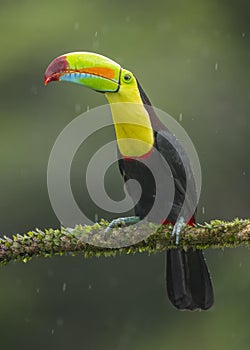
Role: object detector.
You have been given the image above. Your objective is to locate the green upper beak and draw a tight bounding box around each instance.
[44,52,121,92]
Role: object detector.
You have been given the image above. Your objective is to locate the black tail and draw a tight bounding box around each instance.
[166,249,214,310]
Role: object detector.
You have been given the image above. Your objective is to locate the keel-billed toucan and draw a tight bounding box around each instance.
[44,52,214,310]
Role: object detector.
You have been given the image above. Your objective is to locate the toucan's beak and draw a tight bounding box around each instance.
[44,52,121,93]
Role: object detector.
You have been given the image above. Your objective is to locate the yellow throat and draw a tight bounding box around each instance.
[105,82,154,158]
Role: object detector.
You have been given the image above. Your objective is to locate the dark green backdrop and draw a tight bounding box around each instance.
[1,0,250,349]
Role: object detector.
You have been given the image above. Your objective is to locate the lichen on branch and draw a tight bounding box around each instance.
[0,218,249,266]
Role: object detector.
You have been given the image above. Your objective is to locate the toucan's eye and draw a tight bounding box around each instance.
[123,73,132,83]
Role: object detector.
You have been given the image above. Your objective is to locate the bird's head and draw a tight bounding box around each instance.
[44,52,139,103]
[44,51,154,157]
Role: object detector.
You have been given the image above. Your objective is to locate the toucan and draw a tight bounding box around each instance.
[44,52,214,310]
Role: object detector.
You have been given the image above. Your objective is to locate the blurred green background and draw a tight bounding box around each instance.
[1,0,250,349]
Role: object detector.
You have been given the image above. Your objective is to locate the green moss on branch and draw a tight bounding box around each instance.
[0,218,249,266]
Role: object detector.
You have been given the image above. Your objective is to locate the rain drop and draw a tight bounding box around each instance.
[88,284,92,290]
[202,206,205,215]
[242,32,245,38]
[62,282,67,293]
[51,329,55,335]
[179,113,182,122]
[243,171,246,176]
[87,105,90,112]
[93,32,99,49]
[36,288,40,293]
[94,213,99,222]
[215,62,218,71]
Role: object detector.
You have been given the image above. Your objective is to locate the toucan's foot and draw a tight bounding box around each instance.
[171,217,185,244]
[104,216,140,239]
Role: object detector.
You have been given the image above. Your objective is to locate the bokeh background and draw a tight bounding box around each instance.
[1,0,250,349]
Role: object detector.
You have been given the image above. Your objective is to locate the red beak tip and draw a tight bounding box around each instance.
[44,55,69,86]
[44,75,58,85]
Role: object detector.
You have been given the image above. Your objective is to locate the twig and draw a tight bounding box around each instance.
[0,218,249,266]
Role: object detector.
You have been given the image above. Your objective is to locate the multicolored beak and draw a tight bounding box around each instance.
[44,52,121,92]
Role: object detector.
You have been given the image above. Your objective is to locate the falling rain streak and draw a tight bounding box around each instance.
[62,282,67,292]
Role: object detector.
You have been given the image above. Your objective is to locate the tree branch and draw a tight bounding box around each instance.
[0,219,249,266]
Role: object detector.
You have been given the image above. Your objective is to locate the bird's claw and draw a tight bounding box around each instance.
[104,216,140,239]
[171,217,185,244]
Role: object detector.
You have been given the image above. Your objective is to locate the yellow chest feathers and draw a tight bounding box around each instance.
[105,85,154,158]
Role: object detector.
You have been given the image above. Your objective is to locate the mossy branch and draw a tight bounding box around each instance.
[0,218,250,266]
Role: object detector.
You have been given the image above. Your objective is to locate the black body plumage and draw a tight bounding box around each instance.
[118,81,214,310]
